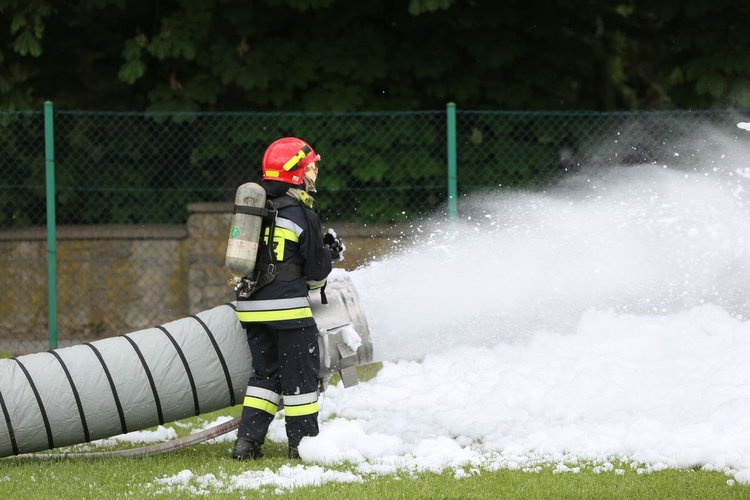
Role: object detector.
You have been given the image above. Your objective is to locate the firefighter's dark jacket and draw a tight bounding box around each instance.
[235,184,332,329]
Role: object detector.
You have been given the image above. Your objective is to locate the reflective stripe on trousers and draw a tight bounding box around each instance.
[243,387,318,417]
[282,391,319,417]
[243,386,281,416]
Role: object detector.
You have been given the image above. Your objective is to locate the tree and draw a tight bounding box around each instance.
[647,0,750,108]
[1,0,749,112]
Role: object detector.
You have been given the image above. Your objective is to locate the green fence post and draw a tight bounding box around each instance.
[44,101,58,349]
[446,102,458,220]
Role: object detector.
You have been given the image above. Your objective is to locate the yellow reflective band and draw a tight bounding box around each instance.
[265,219,303,239]
[261,224,299,260]
[282,146,311,171]
[284,401,319,417]
[244,396,278,415]
[273,226,299,243]
[266,170,280,178]
[237,307,313,322]
[273,237,286,261]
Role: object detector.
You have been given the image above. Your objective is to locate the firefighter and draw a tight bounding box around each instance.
[232,137,344,461]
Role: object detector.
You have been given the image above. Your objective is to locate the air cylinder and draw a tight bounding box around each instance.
[225,182,267,280]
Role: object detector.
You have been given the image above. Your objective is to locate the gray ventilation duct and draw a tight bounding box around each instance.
[0,273,372,457]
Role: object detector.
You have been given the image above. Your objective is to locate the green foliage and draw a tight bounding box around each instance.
[1,0,749,112]
[10,10,45,56]
[0,109,442,225]
[1,108,744,227]
[118,40,147,84]
[408,0,455,15]
[117,58,146,85]
[696,72,726,98]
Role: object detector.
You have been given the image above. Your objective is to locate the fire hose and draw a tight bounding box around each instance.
[8,417,241,460]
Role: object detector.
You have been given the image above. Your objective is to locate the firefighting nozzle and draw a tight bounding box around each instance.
[324,228,345,262]
[311,273,372,387]
[225,182,267,281]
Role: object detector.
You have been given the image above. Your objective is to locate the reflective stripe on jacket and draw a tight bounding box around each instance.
[236,297,313,323]
[235,189,332,329]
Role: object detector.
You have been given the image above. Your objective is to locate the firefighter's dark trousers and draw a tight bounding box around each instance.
[236,324,320,448]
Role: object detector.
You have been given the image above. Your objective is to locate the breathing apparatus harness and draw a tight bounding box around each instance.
[233,189,328,303]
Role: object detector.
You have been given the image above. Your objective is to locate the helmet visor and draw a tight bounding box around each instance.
[304,162,318,192]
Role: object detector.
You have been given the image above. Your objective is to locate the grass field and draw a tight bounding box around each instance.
[1,408,748,498]
[0,425,747,499]
[1,368,748,498]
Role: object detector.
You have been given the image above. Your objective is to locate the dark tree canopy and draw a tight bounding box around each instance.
[1,0,748,112]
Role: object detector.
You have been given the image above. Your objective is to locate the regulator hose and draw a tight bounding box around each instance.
[6,417,240,460]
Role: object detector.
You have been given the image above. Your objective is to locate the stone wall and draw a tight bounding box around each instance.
[0,203,408,341]
[0,225,188,339]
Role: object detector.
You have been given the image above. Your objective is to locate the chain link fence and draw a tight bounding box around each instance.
[2,110,451,227]
[1,107,747,354]
[456,110,750,191]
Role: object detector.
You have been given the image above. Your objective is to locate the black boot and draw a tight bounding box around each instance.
[287,446,300,459]
[233,437,263,460]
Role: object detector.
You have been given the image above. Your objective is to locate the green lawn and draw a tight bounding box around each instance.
[0,404,746,499]
[0,366,747,498]
[0,443,746,499]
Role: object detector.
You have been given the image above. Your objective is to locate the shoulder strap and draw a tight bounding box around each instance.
[267,195,300,211]
[246,197,305,294]
[232,205,274,217]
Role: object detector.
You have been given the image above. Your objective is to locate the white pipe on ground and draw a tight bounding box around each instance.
[0,272,372,457]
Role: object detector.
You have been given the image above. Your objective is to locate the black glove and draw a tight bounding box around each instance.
[323,228,345,261]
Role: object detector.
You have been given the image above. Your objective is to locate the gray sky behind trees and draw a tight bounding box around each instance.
[1,0,748,112]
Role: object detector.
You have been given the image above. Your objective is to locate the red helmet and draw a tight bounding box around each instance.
[261,137,321,185]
